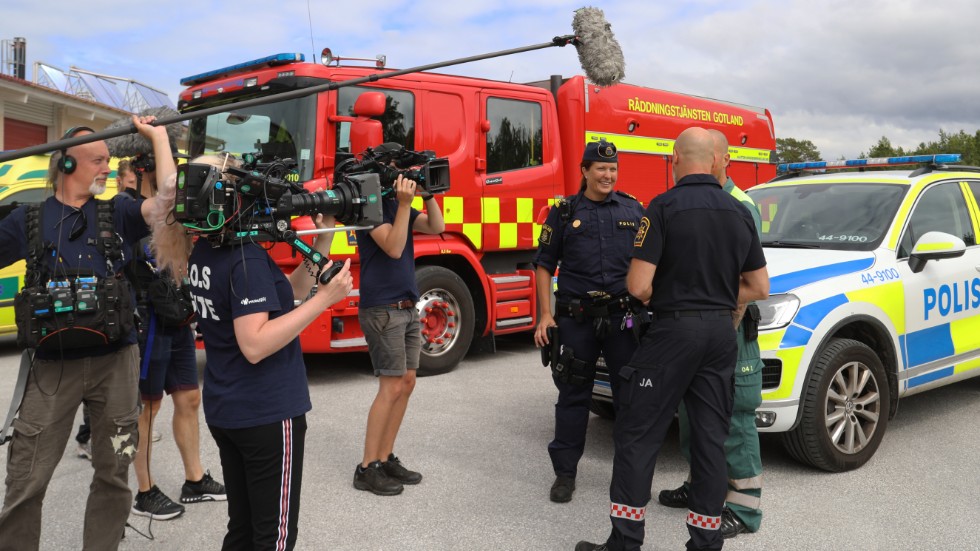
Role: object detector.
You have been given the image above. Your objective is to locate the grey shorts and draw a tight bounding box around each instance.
[359,305,421,377]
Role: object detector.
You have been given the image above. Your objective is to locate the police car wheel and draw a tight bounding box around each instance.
[588,398,615,420]
[782,338,890,472]
[415,265,475,376]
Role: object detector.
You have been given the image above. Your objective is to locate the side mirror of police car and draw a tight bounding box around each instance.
[908,231,966,274]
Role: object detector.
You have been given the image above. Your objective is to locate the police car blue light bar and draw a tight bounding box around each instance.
[777,154,961,173]
[180,53,305,86]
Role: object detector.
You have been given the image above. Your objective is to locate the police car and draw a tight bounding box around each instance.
[748,154,980,472]
[591,154,980,472]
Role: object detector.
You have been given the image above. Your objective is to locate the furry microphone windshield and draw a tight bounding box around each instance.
[572,7,626,87]
[105,106,182,158]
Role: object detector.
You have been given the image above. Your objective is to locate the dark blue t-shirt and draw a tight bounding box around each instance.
[0,195,148,358]
[355,198,421,308]
[187,240,311,429]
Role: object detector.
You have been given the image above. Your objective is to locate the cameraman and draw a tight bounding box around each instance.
[0,117,177,550]
[163,155,353,550]
[353,174,444,496]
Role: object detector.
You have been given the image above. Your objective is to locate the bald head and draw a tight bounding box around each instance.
[708,129,730,185]
[672,127,716,184]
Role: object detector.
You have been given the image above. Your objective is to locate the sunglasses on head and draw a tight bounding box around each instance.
[57,208,87,242]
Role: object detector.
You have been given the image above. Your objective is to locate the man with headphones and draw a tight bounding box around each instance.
[0,118,178,550]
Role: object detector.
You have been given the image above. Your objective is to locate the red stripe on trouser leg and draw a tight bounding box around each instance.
[610,502,645,521]
[276,419,293,550]
[686,510,721,530]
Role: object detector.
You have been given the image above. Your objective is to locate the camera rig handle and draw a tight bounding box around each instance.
[280,229,342,285]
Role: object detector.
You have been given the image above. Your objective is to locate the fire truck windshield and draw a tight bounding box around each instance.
[186,94,317,182]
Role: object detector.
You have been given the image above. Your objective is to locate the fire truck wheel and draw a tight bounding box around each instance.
[781,338,890,472]
[415,265,475,376]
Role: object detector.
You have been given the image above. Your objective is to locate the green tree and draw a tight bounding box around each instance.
[776,137,821,163]
[912,129,980,166]
[864,136,905,158]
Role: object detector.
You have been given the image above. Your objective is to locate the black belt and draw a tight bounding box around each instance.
[652,309,731,320]
[383,300,416,310]
[555,296,633,318]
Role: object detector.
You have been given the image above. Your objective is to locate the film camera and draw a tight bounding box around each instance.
[173,157,384,282]
[334,143,450,196]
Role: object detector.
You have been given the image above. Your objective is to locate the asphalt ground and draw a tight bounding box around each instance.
[0,332,978,551]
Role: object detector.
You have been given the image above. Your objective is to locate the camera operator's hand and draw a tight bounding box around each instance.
[313,258,353,308]
[417,180,434,201]
[394,174,417,207]
[312,213,336,230]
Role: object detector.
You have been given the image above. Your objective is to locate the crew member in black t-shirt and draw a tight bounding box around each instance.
[353,174,444,496]
[181,155,354,550]
[576,127,769,551]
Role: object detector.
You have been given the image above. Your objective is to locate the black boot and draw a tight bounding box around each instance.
[550,475,576,503]
[657,483,689,508]
[721,507,749,539]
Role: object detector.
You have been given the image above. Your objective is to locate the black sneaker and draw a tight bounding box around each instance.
[354,461,403,496]
[657,484,689,508]
[382,454,422,485]
[721,507,749,539]
[575,542,609,551]
[550,475,576,503]
[180,471,227,503]
[132,486,185,520]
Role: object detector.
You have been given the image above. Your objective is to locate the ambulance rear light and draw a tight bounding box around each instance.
[777,153,961,173]
[180,53,305,86]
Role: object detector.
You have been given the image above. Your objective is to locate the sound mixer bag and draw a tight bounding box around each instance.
[147,276,196,327]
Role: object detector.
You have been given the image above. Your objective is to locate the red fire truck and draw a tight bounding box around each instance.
[177,52,777,374]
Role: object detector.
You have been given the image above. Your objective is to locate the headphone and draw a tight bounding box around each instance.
[57,126,95,174]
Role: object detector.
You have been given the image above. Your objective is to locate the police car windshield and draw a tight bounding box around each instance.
[747,183,908,251]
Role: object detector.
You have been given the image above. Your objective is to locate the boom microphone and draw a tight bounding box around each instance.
[572,7,626,87]
[0,9,629,163]
[105,106,182,158]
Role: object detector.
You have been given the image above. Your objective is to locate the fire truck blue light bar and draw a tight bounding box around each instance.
[180,53,305,86]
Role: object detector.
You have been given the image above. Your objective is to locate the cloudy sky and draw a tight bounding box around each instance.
[4,0,978,159]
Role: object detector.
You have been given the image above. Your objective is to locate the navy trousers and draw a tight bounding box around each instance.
[606,314,736,551]
[550,312,636,478]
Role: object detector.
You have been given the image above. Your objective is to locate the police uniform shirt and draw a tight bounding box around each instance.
[187,240,312,429]
[0,195,149,358]
[632,174,766,311]
[534,190,644,299]
[355,197,421,308]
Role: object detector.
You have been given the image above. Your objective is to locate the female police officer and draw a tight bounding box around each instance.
[533,139,644,503]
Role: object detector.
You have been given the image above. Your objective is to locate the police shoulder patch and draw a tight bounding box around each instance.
[634,217,650,247]
[616,190,640,203]
[539,223,553,245]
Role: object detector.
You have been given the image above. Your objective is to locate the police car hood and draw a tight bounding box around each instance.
[763,248,877,294]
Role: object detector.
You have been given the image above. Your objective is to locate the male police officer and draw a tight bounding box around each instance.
[0,118,176,550]
[576,127,769,551]
[658,129,765,538]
